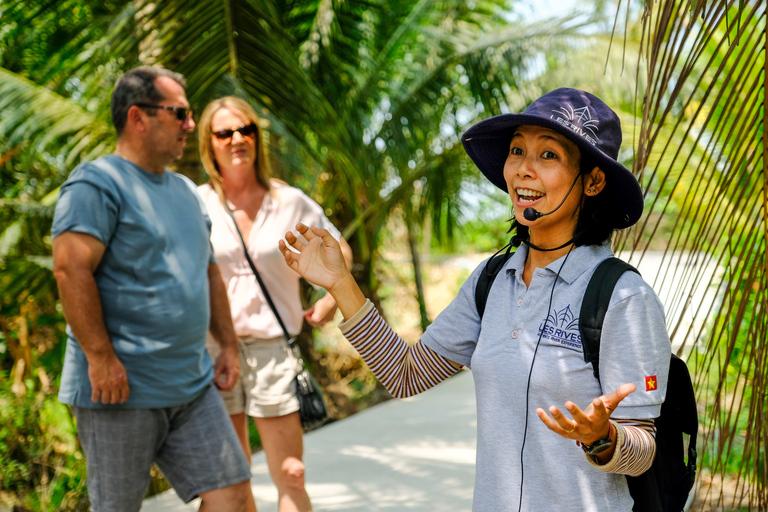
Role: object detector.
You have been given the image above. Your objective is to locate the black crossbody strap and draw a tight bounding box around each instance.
[224,203,298,352]
[579,257,640,381]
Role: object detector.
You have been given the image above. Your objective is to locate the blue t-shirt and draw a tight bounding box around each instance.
[52,155,215,409]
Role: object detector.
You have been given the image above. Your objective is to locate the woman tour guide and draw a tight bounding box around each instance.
[279,88,671,511]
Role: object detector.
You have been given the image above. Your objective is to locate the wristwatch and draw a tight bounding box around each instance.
[580,423,615,456]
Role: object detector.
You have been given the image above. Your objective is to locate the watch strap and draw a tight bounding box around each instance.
[585,436,613,455]
[581,421,616,455]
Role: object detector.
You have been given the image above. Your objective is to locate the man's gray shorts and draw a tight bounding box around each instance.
[72,384,251,512]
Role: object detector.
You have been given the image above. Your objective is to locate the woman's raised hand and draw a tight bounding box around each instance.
[280,224,350,292]
[536,382,636,448]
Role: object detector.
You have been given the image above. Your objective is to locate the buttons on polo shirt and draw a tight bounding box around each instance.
[511,330,519,339]
[517,299,523,307]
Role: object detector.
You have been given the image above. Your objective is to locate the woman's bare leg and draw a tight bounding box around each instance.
[253,412,311,512]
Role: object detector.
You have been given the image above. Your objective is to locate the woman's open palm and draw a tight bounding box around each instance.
[280,224,349,290]
[536,383,636,444]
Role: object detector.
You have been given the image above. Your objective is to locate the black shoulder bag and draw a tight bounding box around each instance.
[225,204,329,431]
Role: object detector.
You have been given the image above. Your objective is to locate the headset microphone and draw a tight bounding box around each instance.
[522,207,543,221]
[522,173,582,222]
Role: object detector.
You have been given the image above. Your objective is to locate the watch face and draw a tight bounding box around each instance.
[585,437,613,456]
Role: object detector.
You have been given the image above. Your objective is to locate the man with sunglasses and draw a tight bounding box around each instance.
[51,66,254,512]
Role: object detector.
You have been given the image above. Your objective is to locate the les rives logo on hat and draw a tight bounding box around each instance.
[550,104,600,146]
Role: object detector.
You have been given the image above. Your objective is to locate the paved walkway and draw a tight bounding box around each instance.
[141,370,477,512]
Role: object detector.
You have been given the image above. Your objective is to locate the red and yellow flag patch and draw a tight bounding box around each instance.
[645,375,658,392]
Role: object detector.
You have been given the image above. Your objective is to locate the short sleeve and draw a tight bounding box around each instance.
[419,259,489,367]
[599,274,671,419]
[292,189,341,240]
[184,177,216,265]
[52,170,119,244]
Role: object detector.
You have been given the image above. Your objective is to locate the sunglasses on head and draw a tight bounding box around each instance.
[212,123,258,141]
[135,103,193,121]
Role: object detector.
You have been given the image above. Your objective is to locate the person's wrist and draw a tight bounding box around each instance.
[328,272,367,321]
[580,421,615,455]
[328,272,356,298]
[83,343,117,362]
[315,293,337,311]
[220,335,239,351]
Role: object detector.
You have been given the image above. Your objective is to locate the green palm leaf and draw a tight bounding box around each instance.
[627,1,767,508]
[0,68,113,166]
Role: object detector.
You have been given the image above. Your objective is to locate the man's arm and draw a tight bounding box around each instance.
[207,263,240,391]
[52,231,129,404]
[304,236,354,326]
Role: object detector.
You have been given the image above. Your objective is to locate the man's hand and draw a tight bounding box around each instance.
[207,263,241,390]
[88,352,130,404]
[213,344,240,391]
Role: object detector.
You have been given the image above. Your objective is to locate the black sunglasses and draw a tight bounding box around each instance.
[135,103,193,121]
[212,123,258,141]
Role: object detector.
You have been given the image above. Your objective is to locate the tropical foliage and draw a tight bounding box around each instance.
[0,0,595,508]
[1,0,766,510]
[619,0,768,509]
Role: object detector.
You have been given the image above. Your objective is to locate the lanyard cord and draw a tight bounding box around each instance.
[517,245,574,512]
[223,201,296,350]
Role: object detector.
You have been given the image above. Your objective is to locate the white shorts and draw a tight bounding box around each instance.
[207,335,300,418]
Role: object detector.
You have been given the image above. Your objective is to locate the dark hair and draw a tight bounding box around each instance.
[110,66,187,136]
[510,155,615,247]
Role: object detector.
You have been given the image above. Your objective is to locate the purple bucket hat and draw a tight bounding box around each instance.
[461,88,643,229]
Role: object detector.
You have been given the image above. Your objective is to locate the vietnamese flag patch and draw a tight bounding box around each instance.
[645,375,658,392]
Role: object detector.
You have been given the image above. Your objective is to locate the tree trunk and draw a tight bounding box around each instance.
[405,207,430,331]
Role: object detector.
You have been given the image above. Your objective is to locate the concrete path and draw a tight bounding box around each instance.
[141,370,477,512]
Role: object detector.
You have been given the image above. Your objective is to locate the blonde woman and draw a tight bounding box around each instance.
[198,96,352,512]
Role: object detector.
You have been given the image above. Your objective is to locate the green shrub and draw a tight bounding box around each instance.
[0,377,88,511]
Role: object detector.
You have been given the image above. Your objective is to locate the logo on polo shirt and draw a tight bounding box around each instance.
[550,104,600,146]
[645,375,658,392]
[538,305,582,349]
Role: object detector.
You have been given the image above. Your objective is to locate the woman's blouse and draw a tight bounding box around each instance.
[199,181,341,339]
[339,243,671,512]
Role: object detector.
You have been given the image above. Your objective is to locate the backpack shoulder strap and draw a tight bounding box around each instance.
[475,250,514,319]
[579,257,640,381]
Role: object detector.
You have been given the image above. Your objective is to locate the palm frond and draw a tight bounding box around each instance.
[628,1,767,507]
[143,0,340,144]
[0,68,113,166]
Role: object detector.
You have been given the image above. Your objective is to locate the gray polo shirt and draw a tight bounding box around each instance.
[421,243,671,512]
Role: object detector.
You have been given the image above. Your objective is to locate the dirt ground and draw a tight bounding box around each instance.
[690,471,755,512]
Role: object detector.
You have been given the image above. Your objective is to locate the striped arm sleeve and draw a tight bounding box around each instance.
[339,299,461,398]
[586,418,656,476]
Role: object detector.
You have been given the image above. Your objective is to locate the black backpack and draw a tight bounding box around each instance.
[475,253,698,512]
